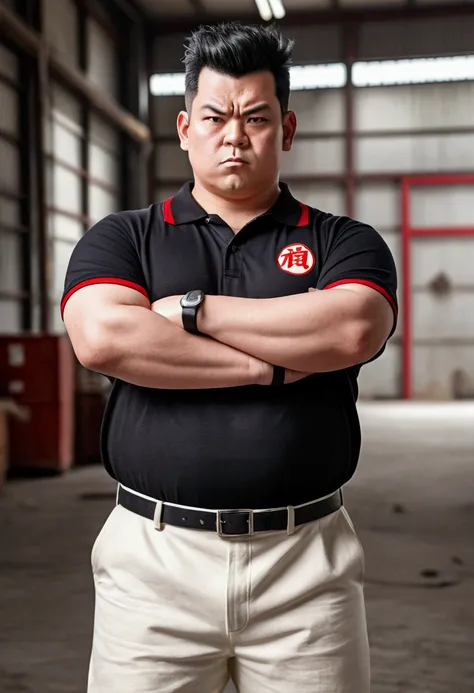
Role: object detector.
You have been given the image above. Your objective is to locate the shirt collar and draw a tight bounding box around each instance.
[163,181,309,228]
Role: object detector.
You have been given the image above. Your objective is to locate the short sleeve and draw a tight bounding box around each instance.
[60,213,149,319]
[317,217,398,336]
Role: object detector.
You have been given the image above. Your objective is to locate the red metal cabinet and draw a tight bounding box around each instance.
[0,335,75,472]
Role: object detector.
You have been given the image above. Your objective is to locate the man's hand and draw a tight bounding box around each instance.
[151,296,184,328]
[276,368,314,385]
[236,359,312,387]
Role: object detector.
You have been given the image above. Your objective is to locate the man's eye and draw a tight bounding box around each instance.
[248,117,267,123]
[206,117,222,123]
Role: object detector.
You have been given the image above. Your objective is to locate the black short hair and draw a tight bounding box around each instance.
[183,22,294,115]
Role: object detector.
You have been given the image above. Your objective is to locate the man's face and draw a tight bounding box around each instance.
[177,68,297,198]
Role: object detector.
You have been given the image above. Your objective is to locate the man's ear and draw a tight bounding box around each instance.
[282,111,297,152]
[177,111,190,152]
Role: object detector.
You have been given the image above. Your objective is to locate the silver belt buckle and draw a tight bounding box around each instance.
[217,509,254,537]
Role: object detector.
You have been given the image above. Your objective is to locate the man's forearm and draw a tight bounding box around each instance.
[78,304,270,389]
[198,289,388,373]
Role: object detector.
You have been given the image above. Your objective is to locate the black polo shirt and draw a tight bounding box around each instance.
[61,182,397,510]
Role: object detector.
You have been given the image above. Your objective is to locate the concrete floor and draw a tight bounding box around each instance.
[1,402,474,693]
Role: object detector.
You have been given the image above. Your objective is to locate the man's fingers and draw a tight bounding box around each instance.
[284,369,312,384]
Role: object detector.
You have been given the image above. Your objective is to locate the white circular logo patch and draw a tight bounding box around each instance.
[277,243,315,276]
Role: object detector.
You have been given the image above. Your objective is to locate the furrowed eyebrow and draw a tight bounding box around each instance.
[200,103,271,116]
[242,104,271,116]
[201,104,227,115]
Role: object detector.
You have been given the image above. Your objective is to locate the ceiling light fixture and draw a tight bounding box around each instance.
[290,64,347,90]
[268,0,286,19]
[352,55,474,87]
[255,0,273,21]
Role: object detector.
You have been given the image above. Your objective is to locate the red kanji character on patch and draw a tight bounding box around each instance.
[279,246,310,270]
[277,243,315,276]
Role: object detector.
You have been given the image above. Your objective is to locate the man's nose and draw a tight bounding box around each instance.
[223,121,249,148]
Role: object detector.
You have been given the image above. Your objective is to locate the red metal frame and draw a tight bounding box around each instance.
[401,173,474,399]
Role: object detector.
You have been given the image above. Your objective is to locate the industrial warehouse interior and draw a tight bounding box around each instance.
[1,0,474,691]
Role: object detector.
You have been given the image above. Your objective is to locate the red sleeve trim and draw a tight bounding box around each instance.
[60,278,149,319]
[296,202,309,227]
[323,278,398,317]
[163,197,175,225]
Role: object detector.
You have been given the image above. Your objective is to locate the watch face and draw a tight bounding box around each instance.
[182,290,203,307]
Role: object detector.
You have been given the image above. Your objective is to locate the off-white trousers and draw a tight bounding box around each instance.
[88,499,369,693]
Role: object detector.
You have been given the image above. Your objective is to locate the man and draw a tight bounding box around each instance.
[62,22,397,693]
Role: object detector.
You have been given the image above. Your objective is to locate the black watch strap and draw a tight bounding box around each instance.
[271,365,285,386]
[182,305,199,334]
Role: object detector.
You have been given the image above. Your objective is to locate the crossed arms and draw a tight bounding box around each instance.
[63,282,394,389]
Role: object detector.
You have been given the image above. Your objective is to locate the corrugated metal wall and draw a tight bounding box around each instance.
[410,185,474,399]
[41,0,122,334]
[354,18,474,399]
[42,0,79,68]
[153,94,190,200]
[354,83,474,399]
[0,0,150,466]
[87,16,119,99]
[0,41,25,334]
[46,84,85,334]
[86,16,121,226]
[1,0,152,358]
[88,115,120,225]
[151,15,474,399]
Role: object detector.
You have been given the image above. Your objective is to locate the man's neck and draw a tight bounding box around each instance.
[192,181,281,233]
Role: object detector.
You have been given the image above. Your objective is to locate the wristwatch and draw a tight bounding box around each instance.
[180,290,205,334]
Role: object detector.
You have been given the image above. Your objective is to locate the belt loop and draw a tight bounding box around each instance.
[287,505,295,535]
[154,500,164,531]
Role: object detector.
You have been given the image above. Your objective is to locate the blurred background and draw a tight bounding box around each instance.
[0,0,473,692]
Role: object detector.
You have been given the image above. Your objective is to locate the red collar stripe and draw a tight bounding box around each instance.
[163,198,175,224]
[296,203,309,227]
[164,195,309,227]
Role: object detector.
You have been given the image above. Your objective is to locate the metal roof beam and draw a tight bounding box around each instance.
[152,3,474,33]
